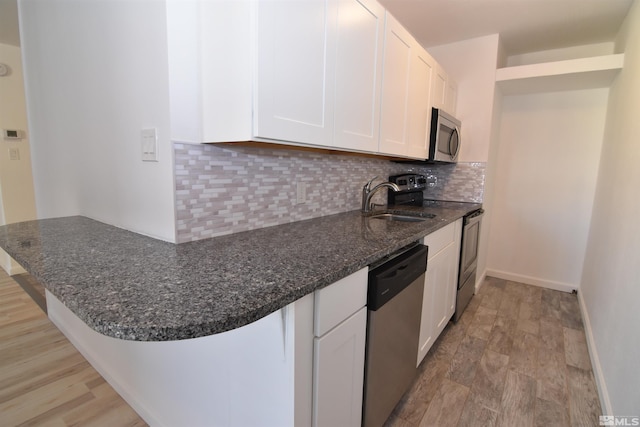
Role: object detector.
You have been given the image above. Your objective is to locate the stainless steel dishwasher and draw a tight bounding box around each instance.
[362,243,428,427]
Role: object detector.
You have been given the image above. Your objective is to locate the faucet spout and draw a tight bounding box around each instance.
[361,178,400,213]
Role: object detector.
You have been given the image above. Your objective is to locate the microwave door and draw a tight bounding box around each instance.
[448,127,460,161]
[437,125,453,156]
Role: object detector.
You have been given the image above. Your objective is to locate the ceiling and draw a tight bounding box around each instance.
[0,0,635,55]
[378,0,634,55]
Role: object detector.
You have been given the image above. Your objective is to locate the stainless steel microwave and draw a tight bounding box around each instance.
[429,107,461,163]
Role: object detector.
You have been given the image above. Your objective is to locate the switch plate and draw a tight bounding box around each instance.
[141,128,158,162]
[8,147,19,160]
[296,181,306,204]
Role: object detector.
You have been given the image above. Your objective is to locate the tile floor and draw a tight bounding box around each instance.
[384,276,602,427]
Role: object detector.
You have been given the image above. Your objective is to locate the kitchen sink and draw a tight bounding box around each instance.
[369,213,434,222]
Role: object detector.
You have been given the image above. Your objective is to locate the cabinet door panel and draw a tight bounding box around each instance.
[378,12,412,156]
[417,268,435,365]
[256,1,335,146]
[431,65,447,110]
[313,307,367,427]
[333,0,385,152]
[406,47,433,159]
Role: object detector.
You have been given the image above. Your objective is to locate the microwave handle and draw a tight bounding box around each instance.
[449,127,460,159]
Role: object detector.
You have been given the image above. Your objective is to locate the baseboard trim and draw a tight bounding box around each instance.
[485,269,577,293]
[577,291,611,415]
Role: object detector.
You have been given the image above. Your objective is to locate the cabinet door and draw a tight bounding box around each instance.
[417,266,435,365]
[406,46,434,159]
[313,307,367,427]
[333,0,385,152]
[431,242,459,337]
[431,64,447,111]
[417,220,462,365]
[378,12,413,156]
[445,78,458,116]
[256,0,336,146]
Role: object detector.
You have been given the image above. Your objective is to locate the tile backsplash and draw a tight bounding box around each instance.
[174,143,485,243]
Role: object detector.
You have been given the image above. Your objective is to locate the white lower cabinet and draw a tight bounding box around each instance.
[417,219,462,365]
[313,308,367,427]
[312,267,368,427]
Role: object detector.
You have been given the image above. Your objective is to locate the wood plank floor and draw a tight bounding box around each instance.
[2,267,601,427]
[0,270,147,427]
[386,276,602,427]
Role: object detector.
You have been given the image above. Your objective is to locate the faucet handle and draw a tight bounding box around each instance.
[364,176,379,191]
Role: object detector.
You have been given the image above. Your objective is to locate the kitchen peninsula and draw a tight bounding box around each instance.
[0,202,479,426]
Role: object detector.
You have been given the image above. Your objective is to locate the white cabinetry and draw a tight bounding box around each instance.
[47,264,369,427]
[379,13,435,159]
[333,0,386,152]
[258,0,386,150]
[445,79,458,116]
[431,62,457,115]
[378,12,412,156]
[313,268,368,427]
[417,219,462,365]
[256,0,335,146]
[167,0,456,159]
[169,0,386,153]
[407,46,435,158]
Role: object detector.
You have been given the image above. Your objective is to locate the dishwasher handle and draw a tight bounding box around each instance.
[368,244,428,311]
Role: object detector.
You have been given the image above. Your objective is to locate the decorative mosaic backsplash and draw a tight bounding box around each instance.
[174,142,485,242]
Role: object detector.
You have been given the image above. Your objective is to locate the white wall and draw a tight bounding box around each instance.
[428,34,501,163]
[487,89,608,291]
[0,42,37,274]
[19,0,176,242]
[580,0,640,415]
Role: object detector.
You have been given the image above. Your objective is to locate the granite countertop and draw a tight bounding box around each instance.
[0,201,481,341]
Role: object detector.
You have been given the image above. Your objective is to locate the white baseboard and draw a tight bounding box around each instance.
[485,269,577,293]
[577,291,611,415]
[475,269,488,293]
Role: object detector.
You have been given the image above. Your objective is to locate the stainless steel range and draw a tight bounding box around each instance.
[455,208,484,322]
[388,174,483,322]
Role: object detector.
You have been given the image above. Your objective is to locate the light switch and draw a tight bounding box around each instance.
[141,128,158,162]
[8,147,19,161]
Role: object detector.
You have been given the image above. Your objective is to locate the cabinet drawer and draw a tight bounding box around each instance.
[314,267,368,337]
[423,222,456,258]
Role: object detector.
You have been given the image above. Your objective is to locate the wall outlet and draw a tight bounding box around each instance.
[296,181,306,204]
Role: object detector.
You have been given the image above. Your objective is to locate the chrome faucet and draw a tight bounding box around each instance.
[361,176,400,213]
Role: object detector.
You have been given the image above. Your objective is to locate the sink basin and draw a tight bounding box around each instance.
[369,213,434,222]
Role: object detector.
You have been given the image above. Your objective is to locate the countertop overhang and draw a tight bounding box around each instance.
[0,201,480,341]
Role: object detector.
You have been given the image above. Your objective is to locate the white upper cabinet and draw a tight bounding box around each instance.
[445,78,458,116]
[431,62,457,116]
[258,0,387,151]
[378,12,413,157]
[255,1,336,146]
[406,46,434,159]
[333,0,386,152]
[167,0,456,159]
[379,14,436,159]
[431,63,447,111]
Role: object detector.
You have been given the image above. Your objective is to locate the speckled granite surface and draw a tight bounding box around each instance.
[0,201,480,341]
